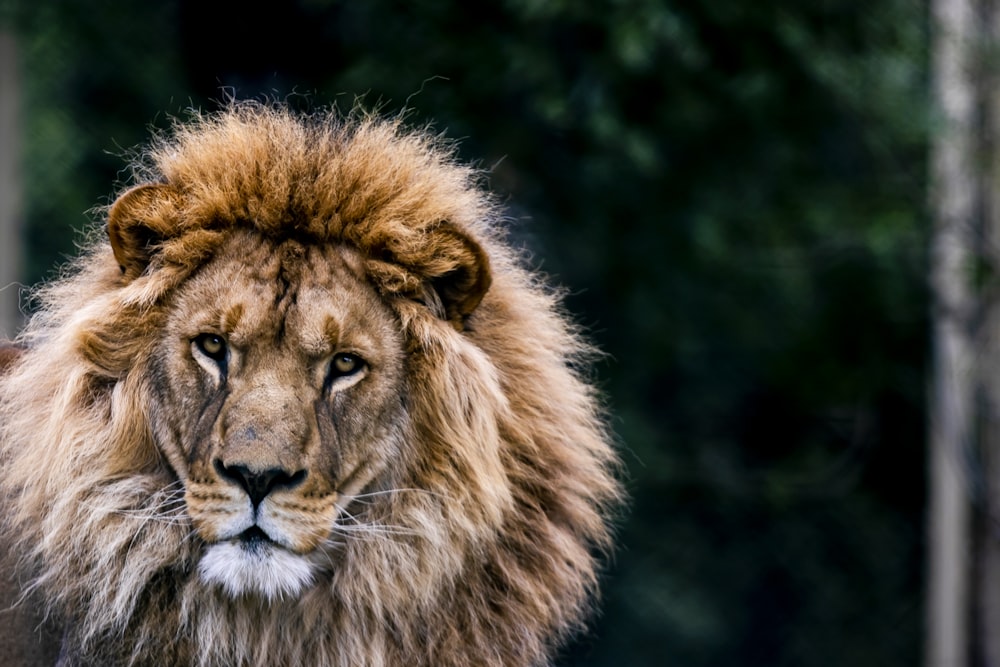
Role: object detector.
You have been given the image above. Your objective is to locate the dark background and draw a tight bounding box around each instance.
[2,1,928,665]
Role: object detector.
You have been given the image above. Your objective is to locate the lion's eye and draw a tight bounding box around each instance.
[193,333,228,362]
[330,353,364,378]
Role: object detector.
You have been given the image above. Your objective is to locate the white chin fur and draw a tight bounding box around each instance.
[198,541,315,601]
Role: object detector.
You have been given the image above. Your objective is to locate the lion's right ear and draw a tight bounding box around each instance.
[107,183,181,279]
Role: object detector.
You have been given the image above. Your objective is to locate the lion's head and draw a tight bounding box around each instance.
[0,103,621,666]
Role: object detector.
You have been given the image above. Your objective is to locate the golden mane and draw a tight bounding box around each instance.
[0,102,621,666]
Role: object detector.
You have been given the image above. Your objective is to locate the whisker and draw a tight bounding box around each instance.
[329,526,420,540]
[346,487,452,503]
[328,505,423,542]
[75,489,192,526]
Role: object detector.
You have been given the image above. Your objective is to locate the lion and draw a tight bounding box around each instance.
[0,102,621,666]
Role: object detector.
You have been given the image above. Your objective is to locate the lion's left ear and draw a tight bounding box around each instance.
[362,221,492,328]
[107,183,182,279]
[422,222,492,326]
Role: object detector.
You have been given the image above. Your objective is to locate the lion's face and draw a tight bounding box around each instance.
[149,230,407,600]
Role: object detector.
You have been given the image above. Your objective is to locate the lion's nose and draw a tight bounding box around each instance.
[214,460,307,508]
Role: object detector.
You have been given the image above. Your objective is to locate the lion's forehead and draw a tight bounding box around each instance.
[169,235,398,356]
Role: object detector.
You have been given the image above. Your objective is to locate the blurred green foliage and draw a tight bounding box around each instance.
[2,0,929,664]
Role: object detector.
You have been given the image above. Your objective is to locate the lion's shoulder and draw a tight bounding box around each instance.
[0,505,62,665]
[0,342,62,662]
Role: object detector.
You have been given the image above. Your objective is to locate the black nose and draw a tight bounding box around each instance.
[214,460,307,507]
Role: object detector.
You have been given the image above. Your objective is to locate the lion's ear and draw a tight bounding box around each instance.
[422,222,492,327]
[107,183,181,279]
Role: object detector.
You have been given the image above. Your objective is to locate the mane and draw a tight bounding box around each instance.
[0,102,621,666]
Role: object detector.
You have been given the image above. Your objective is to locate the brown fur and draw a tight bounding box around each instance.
[0,103,621,666]
[0,343,22,373]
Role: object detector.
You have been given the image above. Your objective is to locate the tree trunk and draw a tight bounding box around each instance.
[928,0,976,664]
[0,31,23,339]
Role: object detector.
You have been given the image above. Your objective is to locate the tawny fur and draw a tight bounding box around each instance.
[0,102,621,667]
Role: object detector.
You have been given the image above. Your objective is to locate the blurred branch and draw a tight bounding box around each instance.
[977,0,1000,661]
